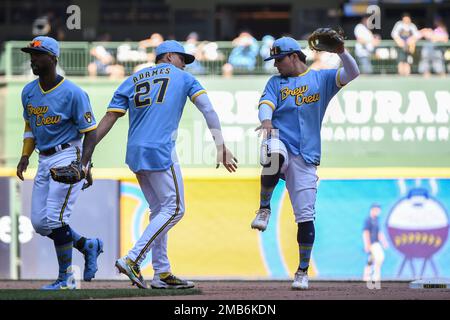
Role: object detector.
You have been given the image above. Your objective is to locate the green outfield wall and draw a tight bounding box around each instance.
[1,75,449,168]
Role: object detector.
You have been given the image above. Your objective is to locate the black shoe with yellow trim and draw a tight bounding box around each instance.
[115,257,147,289]
[150,272,195,289]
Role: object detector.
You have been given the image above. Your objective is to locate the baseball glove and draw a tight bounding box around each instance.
[308,27,345,53]
[50,160,88,185]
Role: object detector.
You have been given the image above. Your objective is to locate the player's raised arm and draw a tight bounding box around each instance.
[308,28,360,85]
[192,93,238,172]
[337,49,360,85]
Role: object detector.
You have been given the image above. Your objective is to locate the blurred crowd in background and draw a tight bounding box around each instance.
[13,10,450,78]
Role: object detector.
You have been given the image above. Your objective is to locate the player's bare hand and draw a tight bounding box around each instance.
[16,155,29,181]
[81,163,93,191]
[216,144,238,173]
[255,120,273,139]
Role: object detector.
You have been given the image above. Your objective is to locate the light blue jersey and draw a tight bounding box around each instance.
[259,68,344,165]
[21,77,97,151]
[108,63,205,172]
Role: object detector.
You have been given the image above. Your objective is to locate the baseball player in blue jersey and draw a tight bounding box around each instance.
[16,36,103,290]
[251,36,359,289]
[96,40,237,289]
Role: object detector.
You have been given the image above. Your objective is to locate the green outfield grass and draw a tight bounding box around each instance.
[0,288,201,300]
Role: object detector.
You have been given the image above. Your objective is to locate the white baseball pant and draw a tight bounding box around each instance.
[127,162,185,274]
[31,141,84,236]
[264,138,318,223]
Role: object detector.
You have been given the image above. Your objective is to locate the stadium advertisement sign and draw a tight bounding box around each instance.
[120,177,450,280]
[18,180,121,280]
[3,77,450,168]
[178,76,450,167]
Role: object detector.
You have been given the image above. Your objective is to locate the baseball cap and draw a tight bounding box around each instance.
[264,37,302,61]
[155,40,195,64]
[371,203,381,209]
[21,36,60,57]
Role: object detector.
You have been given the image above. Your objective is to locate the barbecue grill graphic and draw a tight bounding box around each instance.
[386,183,449,278]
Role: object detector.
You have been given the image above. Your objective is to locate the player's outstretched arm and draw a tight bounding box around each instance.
[216,144,238,173]
[193,93,238,172]
[95,111,124,145]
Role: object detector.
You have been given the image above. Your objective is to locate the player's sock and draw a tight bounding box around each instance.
[70,228,87,251]
[259,153,284,209]
[50,225,73,279]
[259,188,273,209]
[297,221,315,272]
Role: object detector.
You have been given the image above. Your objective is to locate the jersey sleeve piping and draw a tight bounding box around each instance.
[190,90,207,103]
[258,100,276,111]
[79,124,98,133]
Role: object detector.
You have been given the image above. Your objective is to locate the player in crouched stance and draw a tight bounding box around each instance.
[251,35,359,289]
[96,40,237,289]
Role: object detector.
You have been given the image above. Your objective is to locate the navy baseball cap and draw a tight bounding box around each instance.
[21,36,60,57]
[371,203,381,209]
[264,37,302,61]
[156,40,195,64]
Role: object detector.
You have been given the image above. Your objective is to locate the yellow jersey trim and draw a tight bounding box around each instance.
[79,124,98,133]
[190,90,207,103]
[107,108,127,114]
[39,78,66,94]
[298,68,311,77]
[259,100,276,111]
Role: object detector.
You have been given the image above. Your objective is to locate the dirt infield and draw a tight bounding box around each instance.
[1,280,449,300]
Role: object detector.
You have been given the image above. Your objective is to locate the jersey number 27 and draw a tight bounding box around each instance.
[134,78,169,108]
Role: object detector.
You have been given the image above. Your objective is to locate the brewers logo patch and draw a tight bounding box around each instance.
[84,112,93,123]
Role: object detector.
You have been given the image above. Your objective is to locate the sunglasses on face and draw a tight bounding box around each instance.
[274,55,289,63]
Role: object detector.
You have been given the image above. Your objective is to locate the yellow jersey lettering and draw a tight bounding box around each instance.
[36,115,61,126]
[281,86,319,106]
[27,105,49,116]
[302,93,320,104]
